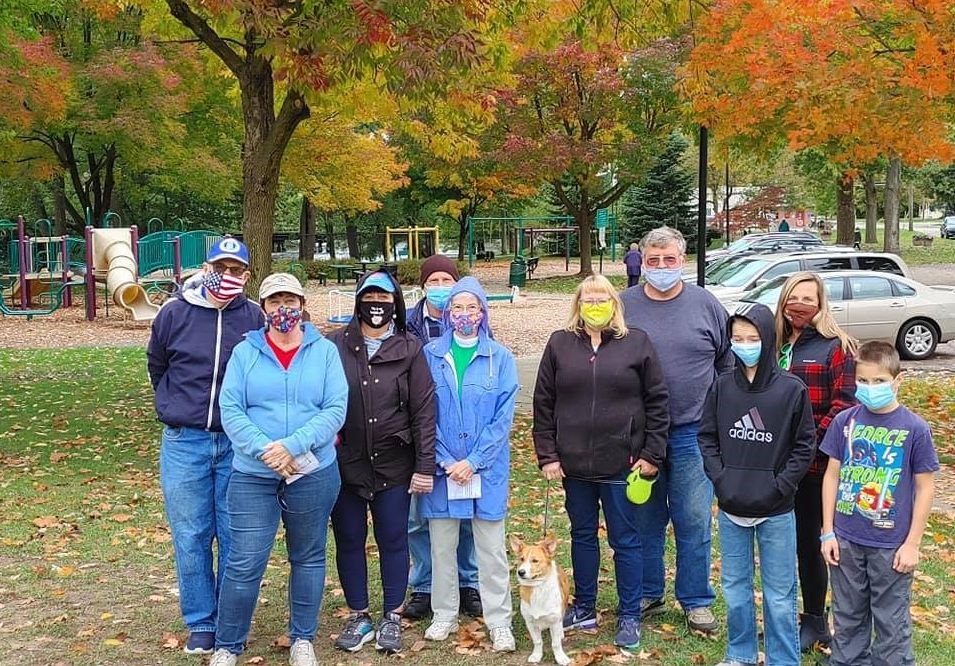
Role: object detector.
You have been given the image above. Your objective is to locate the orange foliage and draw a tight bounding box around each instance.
[0,36,72,130]
[686,0,955,167]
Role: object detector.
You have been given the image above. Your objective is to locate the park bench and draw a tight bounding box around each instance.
[315,272,327,286]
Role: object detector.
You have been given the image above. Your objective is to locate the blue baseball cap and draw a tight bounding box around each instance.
[357,271,396,295]
[206,236,249,265]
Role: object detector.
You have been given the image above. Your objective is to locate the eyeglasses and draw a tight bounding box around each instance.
[450,304,482,315]
[645,255,681,268]
[580,298,612,306]
[212,262,247,276]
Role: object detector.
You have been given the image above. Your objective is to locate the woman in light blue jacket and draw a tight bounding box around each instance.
[210,273,348,666]
[419,277,519,653]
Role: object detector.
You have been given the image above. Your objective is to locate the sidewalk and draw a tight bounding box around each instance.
[515,354,542,412]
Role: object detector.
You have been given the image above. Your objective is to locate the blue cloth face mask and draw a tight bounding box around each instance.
[426,286,452,311]
[643,267,683,292]
[731,342,762,368]
[855,383,896,411]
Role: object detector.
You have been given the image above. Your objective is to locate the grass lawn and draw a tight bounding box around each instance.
[1,348,954,665]
[855,227,955,266]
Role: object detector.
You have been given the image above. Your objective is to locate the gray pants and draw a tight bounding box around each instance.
[430,518,512,630]
[830,537,915,666]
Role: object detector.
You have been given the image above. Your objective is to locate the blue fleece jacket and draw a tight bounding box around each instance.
[147,285,264,431]
[218,323,348,478]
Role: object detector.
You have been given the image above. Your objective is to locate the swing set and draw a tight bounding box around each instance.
[466,214,617,269]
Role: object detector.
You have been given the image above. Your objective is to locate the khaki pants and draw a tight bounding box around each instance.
[429,517,512,630]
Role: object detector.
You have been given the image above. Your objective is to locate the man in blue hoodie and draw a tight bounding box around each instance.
[146,237,264,655]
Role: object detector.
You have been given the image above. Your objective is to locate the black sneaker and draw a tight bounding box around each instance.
[183,631,215,655]
[335,612,375,652]
[459,587,483,618]
[376,611,402,653]
[562,605,598,631]
[640,598,666,618]
[614,616,641,649]
[404,592,432,620]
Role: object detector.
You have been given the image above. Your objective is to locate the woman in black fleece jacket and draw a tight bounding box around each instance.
[532,275,669,649]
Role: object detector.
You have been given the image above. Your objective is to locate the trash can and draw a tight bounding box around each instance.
[508,257,526,288]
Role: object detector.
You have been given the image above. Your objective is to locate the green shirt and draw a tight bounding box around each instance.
[450,337,478,398]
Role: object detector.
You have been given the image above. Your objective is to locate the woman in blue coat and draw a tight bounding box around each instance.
[209,273,348,666]
[419,276,519,653]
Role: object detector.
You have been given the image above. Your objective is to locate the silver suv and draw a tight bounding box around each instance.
[707,251,910,303]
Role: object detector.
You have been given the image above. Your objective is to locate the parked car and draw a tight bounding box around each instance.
[941,216,955,239]
[705,231,822,262]
[723,271,955,360]
[706,251,910,302]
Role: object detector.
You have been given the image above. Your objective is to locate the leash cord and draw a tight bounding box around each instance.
[543,480,551,537]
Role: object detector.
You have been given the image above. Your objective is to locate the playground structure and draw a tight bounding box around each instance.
[384,226,439,261]
[1,212,221,321]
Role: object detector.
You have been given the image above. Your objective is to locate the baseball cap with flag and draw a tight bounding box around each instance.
[206,236,250,265]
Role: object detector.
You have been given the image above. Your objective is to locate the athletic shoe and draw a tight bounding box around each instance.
[615,616,641,649]
[490,627,516,652]
[424,620,459,641]
[562,605,598,631]
[208,649,237,666]
[640,598,666,618]
[335,612,375,652]
[183,631,215,655]
[460,587,483,617]
[686,607,719,633]
[289,639,318,666]
[376,612,402,653]
[404,592,432,620]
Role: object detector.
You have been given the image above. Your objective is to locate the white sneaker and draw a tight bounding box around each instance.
[424,620,459,641]
[490,626,516,652]
[289,639,318,666]
[209,649,237,666]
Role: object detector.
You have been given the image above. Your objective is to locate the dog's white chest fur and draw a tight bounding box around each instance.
[519,563,565,626]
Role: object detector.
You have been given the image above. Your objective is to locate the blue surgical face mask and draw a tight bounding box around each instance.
[855,383,897,411]
[426,286,452,311]
[731,342,762,368]
[644,267,683,292]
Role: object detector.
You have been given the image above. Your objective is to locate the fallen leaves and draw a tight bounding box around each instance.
[160,632,181,650]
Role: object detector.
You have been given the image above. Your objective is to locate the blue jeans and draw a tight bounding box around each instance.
[719,511,799,666]
[563,476,642,617]
[159,426,233,633]
[408,494,479,592]
[634,422,715,610]
[215,465,341,654]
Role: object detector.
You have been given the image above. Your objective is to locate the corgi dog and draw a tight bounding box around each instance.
[510,535,572,666]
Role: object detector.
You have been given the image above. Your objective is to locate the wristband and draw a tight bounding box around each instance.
[819,532,836,543]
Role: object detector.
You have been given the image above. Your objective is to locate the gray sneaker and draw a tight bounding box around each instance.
[335,612,375,652]
[640,598,666,618]
[714,661,748,666]
[376,611,402,653]
[686,606,719,633]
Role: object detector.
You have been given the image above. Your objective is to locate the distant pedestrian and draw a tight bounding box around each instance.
[778,219,791,232]
[623,243,642,288]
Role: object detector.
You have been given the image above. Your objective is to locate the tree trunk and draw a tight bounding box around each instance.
[458,212,468,261]
[576,206,594,276]
[883,156,901,254]
[836,173,856,247]
[908,182,914,232]
[325,215,336,259]
[52,174,67,235]
[298,197,316,261]
[344,216,360,259]
[862,171,878,244]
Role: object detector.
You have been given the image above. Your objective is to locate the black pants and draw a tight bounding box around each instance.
[627,274,640,288]
[795,471,827,615]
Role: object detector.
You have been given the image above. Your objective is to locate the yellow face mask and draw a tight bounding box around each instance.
[580,301,614,328]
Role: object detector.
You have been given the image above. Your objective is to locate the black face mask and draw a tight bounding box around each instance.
[358,301,395,329]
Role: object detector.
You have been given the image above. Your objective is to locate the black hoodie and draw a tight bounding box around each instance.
[697,303,816,518]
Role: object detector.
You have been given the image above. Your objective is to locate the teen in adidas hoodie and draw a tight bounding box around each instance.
[698,302,815,666]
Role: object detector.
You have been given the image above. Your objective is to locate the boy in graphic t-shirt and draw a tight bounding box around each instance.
[820,341,939,666]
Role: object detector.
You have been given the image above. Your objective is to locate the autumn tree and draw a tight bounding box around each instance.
[687,0,955,252]
[151,0,489,287]
[496,38,682,274]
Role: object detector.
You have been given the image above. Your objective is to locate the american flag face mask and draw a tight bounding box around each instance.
[202,270,247,300]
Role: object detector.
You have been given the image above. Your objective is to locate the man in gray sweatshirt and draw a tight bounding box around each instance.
[618,226,733,635]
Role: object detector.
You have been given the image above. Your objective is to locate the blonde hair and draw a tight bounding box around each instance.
[565,275,628,338]
[775,272,857,355]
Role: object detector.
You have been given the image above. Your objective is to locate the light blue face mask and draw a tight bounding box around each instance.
[855,383,896,411]
[731,342,762,368]
[643,267,683,292]
[426,286,452,311]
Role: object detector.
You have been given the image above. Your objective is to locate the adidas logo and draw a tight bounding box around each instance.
[728,407,774,443]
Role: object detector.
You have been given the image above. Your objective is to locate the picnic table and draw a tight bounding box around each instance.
[328,264,357,284]
[358,261,379,273]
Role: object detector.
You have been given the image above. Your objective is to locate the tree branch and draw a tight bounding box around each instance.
[594,179,631,210]
[260,89,310,174]
[165,0,245,76]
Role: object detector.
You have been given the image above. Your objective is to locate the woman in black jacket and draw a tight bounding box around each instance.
[328,271,436,654]
[532,275,669,650]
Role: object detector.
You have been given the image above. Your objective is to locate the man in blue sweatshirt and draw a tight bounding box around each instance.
[618,226,734,634]
[146,237,264,655]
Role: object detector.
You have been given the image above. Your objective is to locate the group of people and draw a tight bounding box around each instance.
[147,227,937,666]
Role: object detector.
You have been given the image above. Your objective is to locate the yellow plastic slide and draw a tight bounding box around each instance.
[89,228,160,321]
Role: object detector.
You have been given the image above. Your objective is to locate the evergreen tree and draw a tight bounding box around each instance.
[621,133,696,246]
